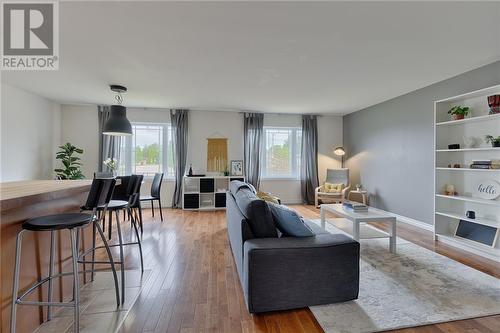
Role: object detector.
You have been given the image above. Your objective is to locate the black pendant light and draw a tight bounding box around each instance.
[103,85,132,136]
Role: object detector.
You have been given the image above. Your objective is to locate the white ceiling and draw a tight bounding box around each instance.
[2,1,499,114]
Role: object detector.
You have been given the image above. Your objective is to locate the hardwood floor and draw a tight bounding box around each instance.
[89,205,500,333]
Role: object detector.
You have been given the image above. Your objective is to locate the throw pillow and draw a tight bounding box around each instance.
[256,191,281,204]
[268,203,314,237]
[246,200,278,238]
[324,182,344,193]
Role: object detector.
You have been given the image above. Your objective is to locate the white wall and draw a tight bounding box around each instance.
[1,84,61,181]
[60,105,343,205]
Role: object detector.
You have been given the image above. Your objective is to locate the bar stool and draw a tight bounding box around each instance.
[10,179,120,333]
[81,174,144,303]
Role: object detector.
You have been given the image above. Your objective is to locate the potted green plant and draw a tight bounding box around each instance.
[485,135,500,147]
[447,106,470,120]
[54,142,85,179]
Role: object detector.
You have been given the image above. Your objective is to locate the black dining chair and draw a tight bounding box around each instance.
[140,172,164,221]
[129,174,145,233]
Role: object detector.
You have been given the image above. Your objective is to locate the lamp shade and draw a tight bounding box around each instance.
[103,105,132,136]
[333,146,346,156]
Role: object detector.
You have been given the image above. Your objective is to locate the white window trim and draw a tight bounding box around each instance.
[261,126,302,180]
[120,122,175,179]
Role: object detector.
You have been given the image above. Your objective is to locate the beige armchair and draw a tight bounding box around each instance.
[315,168,350,207]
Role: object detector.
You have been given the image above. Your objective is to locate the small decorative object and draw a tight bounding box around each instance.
[223,168,230,176]
[474,179,500,200]
[466,211,476,219]
[447,105,470,120]
[448,144,460,150]
[54,143,85,180]
[355,184,362,191]
[487,94,500,115]
[462,136,477,148]
[188,164,193,176]
[230,160,243,176]
[485,135,500,147]
[453,164,461,168]
[444,184,458,196]
[448,164,452,168]
[103,158,118,175]
[207,138,228,173]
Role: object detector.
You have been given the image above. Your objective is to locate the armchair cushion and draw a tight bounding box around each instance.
[323,182,345,193]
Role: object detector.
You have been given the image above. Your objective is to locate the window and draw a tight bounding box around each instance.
[119,123,174,177]
[262,127,302,179]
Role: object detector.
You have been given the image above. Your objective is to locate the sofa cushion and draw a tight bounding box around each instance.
[233,187,277,238]
[268,203,314,237]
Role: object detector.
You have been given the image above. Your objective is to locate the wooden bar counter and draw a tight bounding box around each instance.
[1,180,92,333]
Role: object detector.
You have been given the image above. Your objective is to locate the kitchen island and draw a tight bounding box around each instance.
[1,180,92,333]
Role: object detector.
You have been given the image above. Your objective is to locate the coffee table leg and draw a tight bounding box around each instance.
[320,206,325,229]
[389,218,397,253]
[353,220,360,241]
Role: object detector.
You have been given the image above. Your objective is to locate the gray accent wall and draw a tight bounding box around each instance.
[343,61,500,225]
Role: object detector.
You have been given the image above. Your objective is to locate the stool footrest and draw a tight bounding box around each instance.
[17,300,76,308]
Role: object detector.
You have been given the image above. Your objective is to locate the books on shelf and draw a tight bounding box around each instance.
[470,159,500,170]
[343,200,368,212]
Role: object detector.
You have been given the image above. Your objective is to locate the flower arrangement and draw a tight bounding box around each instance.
[103,158,118,172]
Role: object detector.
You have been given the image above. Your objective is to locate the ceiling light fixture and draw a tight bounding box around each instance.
[103,84,132,136]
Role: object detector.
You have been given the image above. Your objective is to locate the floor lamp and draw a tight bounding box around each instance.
[334,146,346,168]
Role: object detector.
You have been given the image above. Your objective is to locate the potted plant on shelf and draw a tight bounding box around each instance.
[485,135,500,147]
[54,142,85,179]
[447,105,470,120]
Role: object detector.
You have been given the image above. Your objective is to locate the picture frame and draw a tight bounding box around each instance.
[230,160,243,176]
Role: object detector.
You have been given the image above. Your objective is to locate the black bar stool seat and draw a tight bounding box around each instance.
[106,200,128,210]
[22,213,93,231]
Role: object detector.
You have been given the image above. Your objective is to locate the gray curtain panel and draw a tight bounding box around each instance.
[243,113,264,189]
[170,109,189,208]
[301,115,319,204]
[98,105,121,172]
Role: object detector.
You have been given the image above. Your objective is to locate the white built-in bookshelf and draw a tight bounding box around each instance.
[434,84,500,262]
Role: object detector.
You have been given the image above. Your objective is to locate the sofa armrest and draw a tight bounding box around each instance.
[242,234,360,313]
[315,185,324,193]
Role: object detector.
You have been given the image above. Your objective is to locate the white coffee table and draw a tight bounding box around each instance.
[320,204,397,253]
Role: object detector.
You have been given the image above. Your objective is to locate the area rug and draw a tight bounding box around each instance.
[308,219,500,333]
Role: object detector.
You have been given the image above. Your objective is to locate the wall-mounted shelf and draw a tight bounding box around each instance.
[435,211,498,228]
[436,112,500,126]
[436,147,500,152]
[436,167,500,172]
[435,194,500,207]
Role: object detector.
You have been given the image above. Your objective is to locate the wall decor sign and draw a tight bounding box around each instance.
[475,179,500,200]
[230,160,243,176]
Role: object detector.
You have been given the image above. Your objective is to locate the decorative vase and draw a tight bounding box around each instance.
[487,95,500,115]
[452,114,464,120]
[493,141,500,148]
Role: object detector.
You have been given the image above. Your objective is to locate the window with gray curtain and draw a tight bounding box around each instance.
[170,109,189,208]
[243,113,264,189]
[300,115,319,204]
[98,105,121,172]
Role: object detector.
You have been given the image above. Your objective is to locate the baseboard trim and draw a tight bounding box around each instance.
[392,213,433,232]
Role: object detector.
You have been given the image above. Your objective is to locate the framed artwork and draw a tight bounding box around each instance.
[230,160,243,176]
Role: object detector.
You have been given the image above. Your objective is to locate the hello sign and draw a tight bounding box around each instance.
[475,179,500,200]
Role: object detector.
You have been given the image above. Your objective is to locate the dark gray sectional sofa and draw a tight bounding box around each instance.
[226,181,360,313]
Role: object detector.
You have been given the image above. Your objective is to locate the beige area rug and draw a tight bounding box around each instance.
[34,270,151,333]
[308,219,500,333]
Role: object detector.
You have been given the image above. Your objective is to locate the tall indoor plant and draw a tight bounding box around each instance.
[54,142,85,179]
